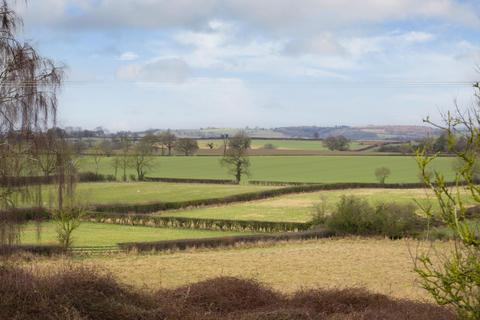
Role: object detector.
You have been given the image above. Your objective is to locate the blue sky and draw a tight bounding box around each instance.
[14,0,480,131]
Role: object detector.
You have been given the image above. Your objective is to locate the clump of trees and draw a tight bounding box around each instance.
[323,135,350,151]
[374,167,391,184]
[415,83,480,319]
[221,132,251,183]
[311,195,425,238]
[175,138,199,156]
[158,131,176,156]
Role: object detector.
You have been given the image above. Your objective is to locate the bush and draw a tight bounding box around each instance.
[78,171,117,182]
[129,174,137,181]
[263,143,276,149]
[0,265,455,320]
[322,196,426,238]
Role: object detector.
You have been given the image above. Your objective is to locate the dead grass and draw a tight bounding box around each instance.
[25,238,446,302]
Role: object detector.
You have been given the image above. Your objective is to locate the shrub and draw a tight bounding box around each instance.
[263,143,276,150]
[129,174,137,181]
[322,196,426,238]
[78,171,117,182]
[0,265,455,320]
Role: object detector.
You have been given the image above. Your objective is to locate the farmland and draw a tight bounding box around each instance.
[159,188,474,222]
[24,182,278,207]
[21,222,248,247]
[28,238,443,301]
[79,155,455,183]
[197,138,365,151]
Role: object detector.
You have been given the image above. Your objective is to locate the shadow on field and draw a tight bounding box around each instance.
[0,265,455,320]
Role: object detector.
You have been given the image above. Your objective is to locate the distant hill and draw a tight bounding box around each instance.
[155,125,440,141]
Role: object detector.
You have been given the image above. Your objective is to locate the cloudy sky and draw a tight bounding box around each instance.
[14,0,480,131]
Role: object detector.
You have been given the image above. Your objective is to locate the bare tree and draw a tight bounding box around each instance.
[111,156,121,181]
[119,134,131,182]
[159,131,176,156]
[130,135,154,180]
[221,132,251,183]
[175,138,199,156]
[31,130,57,177]
[91,144,105,177]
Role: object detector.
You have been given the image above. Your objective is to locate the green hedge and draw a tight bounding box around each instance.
[86,213,311,233]
[118,229,332,252]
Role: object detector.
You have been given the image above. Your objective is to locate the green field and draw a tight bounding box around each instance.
[160,188,474,223]
[21,222,249,247]
[197,139,364,151]
[79,155,455,184]
[21,182,278,207]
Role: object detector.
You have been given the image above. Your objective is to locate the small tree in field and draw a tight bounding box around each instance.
[53,207,82,249]
[175,138,199,156]
[91,144,104,177]
[130,135,154,181]
[375,167,391,184]
[415,82,480,319]
[323,135,350,151]
[221,132,251,183]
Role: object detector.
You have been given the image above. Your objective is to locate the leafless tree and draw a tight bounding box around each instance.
[159,131,176,156]
[130,135,154,180]
[221,132,251,183]
[0,0,63,246]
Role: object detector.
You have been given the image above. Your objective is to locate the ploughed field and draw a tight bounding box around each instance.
[21,222,249,247]
[158,188,475,222]
[79,155,455,183]
[197,139,365,151]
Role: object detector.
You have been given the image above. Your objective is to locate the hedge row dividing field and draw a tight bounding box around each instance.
[118,229,331,252]
[162,188,477,223]
[20,222,250,247]
[79,155,455,184]
[15,182,279,208]
[87,213,310,233]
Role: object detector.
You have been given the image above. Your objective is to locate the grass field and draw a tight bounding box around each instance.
[21,222,249,247]
[197,139,364,151]
[160,188,474,223]
[28,182,278,207]
[29,238,444,301]
[79,155,455,183]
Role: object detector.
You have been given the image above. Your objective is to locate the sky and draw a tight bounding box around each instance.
[13,0,480,131]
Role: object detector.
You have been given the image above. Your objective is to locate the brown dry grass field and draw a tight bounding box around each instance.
[25,238,448,302]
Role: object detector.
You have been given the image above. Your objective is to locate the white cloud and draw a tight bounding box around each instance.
[117,51,139,61]
[401,31,435,43]
[116,58,191,83]
[16,0,480,31]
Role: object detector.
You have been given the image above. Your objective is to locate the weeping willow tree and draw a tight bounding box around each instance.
[0,0,63,247]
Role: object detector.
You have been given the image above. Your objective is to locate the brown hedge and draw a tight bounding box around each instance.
[0,265,456,320]
[87,213,311,233]
[118,229,332,252]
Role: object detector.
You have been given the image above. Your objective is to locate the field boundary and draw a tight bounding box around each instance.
[118,228,332,252]
[86,213,311,233]
[144,177,237,184]
[92,182,443,214]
